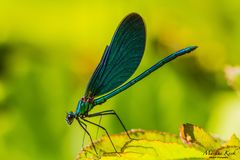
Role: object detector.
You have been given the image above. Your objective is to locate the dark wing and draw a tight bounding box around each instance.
[85,13,146,97]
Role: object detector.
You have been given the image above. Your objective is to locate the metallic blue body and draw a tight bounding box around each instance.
[93,46,197,106]
[74,46,197,116]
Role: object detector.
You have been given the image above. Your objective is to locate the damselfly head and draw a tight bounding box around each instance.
[66,111,75,125]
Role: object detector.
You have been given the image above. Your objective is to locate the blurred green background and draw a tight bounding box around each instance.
[1,0,240,159]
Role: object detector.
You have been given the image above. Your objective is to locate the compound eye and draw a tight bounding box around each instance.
[66,112,74,125]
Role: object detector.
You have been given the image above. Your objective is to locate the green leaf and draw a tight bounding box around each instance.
[180,123,240,159]
[77,129,204,160]
[77,124,240,159]
[180,123,222,150]
[223,134,240,147]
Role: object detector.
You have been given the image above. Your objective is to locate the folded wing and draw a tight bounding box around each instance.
[85,13,146,97]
